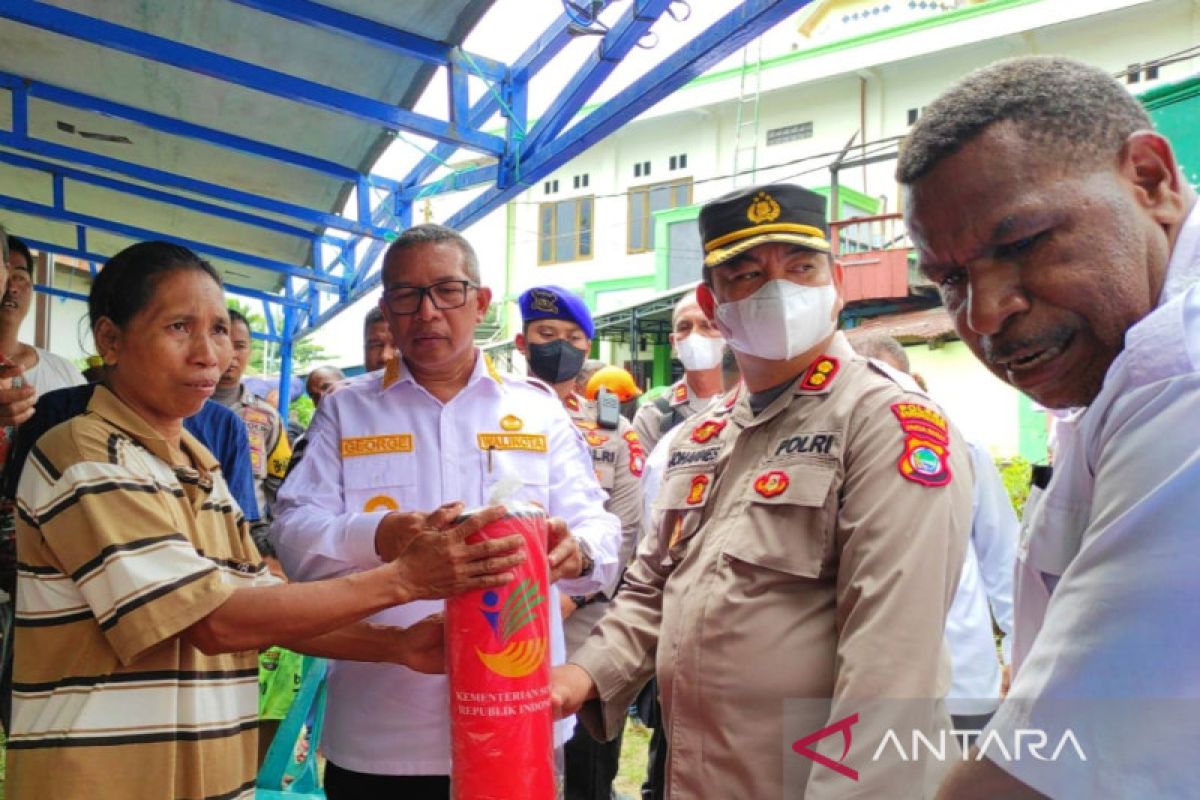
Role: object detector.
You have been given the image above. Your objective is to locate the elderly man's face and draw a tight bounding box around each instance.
[906,122,1184,409]
[380,241,490,376]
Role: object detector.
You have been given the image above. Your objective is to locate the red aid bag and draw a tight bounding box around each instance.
[446,504,555,800]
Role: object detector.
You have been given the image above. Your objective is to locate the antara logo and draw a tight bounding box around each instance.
[792,713,860,781]
[792,713,1088,782]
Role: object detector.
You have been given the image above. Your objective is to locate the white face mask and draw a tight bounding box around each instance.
[674,332,726,372]
[714,279,838,361]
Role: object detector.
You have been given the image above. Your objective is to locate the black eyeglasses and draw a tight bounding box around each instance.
[383,280,477,315]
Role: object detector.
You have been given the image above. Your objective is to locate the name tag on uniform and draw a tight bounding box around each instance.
[477,433,548,452]
[341,434,414,458]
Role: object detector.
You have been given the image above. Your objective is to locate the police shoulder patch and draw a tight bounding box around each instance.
[890,402,951,487]
[623,429,645,477]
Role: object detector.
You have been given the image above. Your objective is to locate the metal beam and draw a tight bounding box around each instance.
[521,0,674,155]
[228,0,507,82]
[0,1,507,156]
[446,0,810,230]
[397,5,607,195]
[0,148,316,242]
[0,130,390,241]
[0,193,332,285]
[20,235,309,310]
[0,72,397,188]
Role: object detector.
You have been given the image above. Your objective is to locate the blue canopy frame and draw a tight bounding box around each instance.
[0,0,808,409]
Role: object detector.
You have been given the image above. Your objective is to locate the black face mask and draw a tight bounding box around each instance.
[527,339,588,384]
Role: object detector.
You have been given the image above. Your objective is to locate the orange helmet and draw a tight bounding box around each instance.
[585,366,643,403]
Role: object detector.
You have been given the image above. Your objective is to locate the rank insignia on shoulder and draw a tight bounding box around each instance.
[586,432,609,447]
[691,419,727,444]
[798,356,840,391]
[623,430,646,477]
[753,470,789,498]
[891,403,952,487]
[500,414,523,431]
[686,473,710,505]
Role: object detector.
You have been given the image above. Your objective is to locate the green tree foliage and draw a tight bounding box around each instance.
[996,455,1032,518]
[226,299,335,375]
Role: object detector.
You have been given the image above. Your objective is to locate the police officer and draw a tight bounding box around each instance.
[552,184,973,798]
[631,290,727,454]
[272,226,620,799]
[515,285,643,800]
[214,308,292,522]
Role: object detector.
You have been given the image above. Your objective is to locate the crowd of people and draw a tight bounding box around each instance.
[0,53,1195,799]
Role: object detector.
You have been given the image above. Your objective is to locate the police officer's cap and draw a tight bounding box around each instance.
[518,285,595,339]
[700,183,830,268]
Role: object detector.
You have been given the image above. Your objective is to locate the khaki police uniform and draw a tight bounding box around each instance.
[561,393,644,651]
[571,333,972,799]
[632,379,704,455]
[228,385,291,519]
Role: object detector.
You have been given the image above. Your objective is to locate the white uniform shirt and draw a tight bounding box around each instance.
[987,201,1200,797]
[944,441,1017,716]
[26,346,85,394]
[271,352,619,776]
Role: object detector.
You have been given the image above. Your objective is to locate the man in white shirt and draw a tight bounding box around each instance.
[899,56,1200,798]
[272,224,619,799]
[0,236,85,395]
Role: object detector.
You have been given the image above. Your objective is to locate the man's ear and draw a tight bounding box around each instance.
[831,257,846,320]
[514,332,527,356]
[1122,131,1189,226]
[696,283,717,321]
[475,286,493,324]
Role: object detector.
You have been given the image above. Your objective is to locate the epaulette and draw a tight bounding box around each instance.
[510,374,556,396]
[865,358,928,397]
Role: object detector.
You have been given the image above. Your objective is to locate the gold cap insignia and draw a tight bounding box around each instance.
[500,414,524,431]
[530,289,559,314]
[747,192,781,225]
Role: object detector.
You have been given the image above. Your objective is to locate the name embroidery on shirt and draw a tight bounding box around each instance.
[773,433,836,457]
[341,434,414,458]
[477,433,548,452]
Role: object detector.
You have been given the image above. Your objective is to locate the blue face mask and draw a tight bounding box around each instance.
[527,339,588,384]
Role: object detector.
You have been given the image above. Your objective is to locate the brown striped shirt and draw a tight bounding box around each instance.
[8,386,276,800]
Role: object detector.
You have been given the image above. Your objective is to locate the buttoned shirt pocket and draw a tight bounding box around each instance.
[481,448,551,506]
[722,460,837,578]
[653,469,715,567]
[343,454,416,514]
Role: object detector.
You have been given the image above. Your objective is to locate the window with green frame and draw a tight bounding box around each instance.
[628,178,692,253]
[538,196,594,264]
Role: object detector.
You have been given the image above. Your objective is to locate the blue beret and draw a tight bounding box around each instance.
[518,285,595,339]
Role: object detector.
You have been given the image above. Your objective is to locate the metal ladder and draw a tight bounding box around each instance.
[731,37,764,187]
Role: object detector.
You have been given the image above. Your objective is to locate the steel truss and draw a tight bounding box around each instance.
[0,0,809,408]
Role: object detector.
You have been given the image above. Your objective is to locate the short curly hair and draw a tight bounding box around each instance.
[896,56,1152,184]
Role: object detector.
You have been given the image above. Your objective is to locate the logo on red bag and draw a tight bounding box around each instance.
[476,580,547,678]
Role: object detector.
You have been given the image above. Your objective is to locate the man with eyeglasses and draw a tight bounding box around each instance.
[272,224,620,799]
